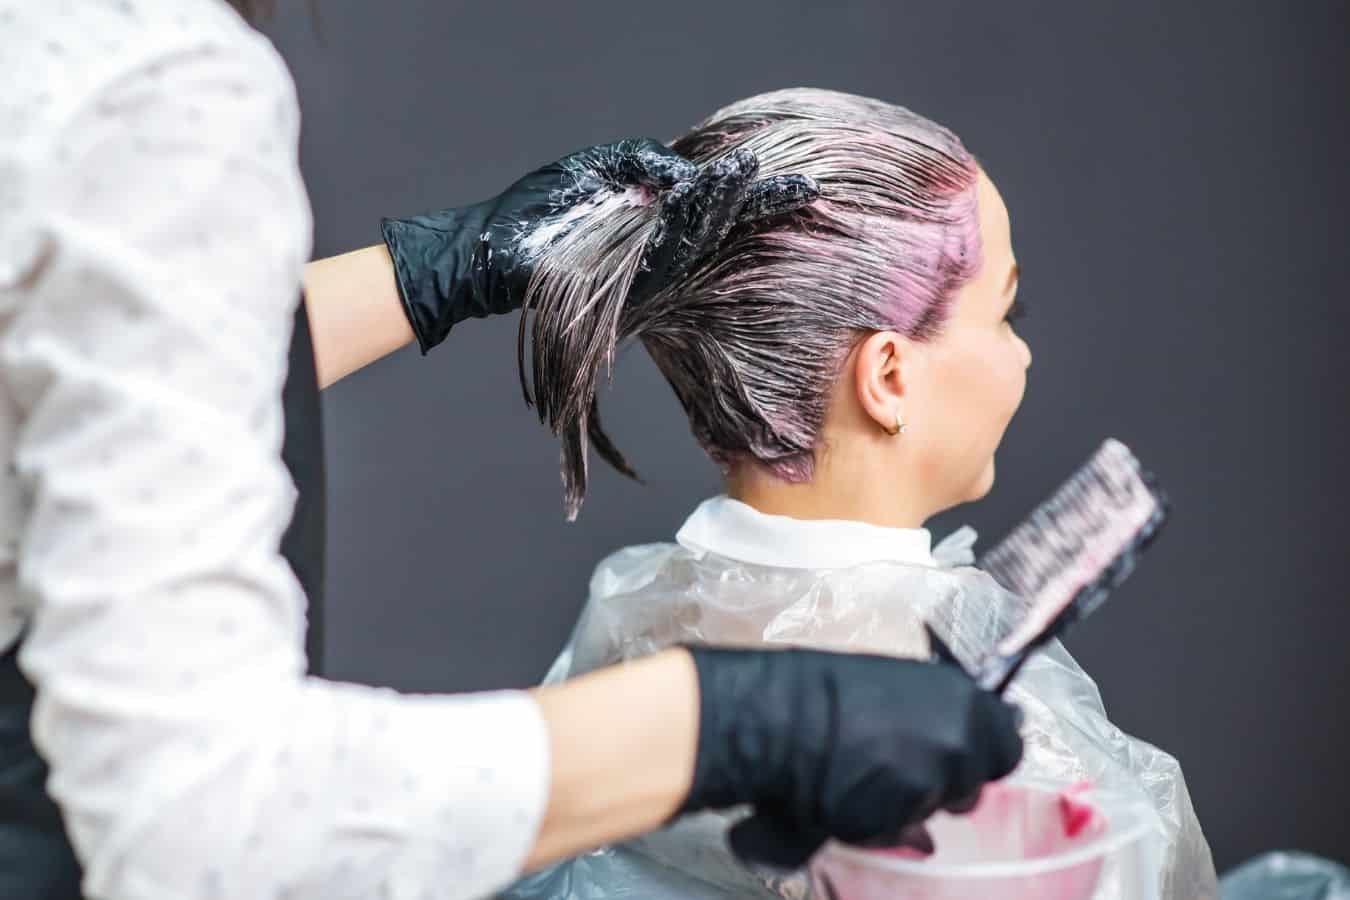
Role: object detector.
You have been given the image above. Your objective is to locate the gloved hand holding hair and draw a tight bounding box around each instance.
[379,139,818,353]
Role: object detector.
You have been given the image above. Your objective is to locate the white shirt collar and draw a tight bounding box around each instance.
[675,495,937,570]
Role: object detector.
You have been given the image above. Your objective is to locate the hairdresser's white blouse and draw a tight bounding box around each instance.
[0,3,548,898]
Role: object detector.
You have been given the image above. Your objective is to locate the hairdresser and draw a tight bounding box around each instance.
[0,3,1021,899]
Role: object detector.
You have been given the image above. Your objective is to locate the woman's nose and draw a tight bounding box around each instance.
[1018,335,1032,370]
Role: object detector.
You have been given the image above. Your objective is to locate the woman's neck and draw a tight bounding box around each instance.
[724,460,932,530]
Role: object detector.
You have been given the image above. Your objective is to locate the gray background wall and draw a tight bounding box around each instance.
[263,0,1349,871]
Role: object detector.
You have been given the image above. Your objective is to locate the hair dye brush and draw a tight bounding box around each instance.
[929,439,1171,694]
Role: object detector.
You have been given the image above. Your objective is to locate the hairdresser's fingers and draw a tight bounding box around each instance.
[675,148,759,273]
[897,823,937,854]
[728,814,827,870]
[860,822,936,855]
[906,693,1020,828]
[973,693,1025,785]
[738,174,821,223]
[630,180,696,303]
[606,137,698,189]
[629,151,758,304]
[942,788,983,815]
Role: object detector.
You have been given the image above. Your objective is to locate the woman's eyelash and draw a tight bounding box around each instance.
[1004,299,1027,324]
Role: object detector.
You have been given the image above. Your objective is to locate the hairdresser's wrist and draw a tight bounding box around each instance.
[677,645,792,816]
[301,246,418,388]
[379,203,499,354]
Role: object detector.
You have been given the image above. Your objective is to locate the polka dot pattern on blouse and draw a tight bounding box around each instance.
[0,3,549,897]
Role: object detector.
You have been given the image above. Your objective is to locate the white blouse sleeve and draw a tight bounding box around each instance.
[0,6,549,900]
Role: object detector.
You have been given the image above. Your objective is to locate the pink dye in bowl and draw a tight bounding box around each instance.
[809,781,1157,900]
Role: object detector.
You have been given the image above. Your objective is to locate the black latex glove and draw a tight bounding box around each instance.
[380,139,818,353]
[680,646,1024,871]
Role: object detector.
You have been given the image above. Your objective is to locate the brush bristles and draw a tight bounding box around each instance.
[977,439,1169,656]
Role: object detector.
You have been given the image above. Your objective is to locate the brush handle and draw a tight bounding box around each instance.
[979,616,1072,694]
[927,619,1063,694]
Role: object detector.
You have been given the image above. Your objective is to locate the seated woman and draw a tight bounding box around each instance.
[506,88,1217,900]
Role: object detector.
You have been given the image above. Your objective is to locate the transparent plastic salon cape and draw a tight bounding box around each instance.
[502,528,1218,900]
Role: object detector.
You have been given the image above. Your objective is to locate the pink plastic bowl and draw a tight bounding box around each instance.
[809,781,1154,900]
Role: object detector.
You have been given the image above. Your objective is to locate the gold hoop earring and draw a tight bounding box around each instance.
[885,412,907,436]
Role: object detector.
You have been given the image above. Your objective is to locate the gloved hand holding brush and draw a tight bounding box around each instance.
[679,646,1024,869]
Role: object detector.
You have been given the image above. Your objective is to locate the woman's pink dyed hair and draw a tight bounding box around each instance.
[520,88,983,519]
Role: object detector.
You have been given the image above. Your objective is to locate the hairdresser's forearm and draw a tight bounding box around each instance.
[523,648,699,871]
[302,245,416,388]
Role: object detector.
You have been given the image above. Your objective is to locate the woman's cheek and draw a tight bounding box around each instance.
[987,337,1027,421]
[1007,350,1029,418]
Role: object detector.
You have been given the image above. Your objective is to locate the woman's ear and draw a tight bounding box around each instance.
[852,331,911,435]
